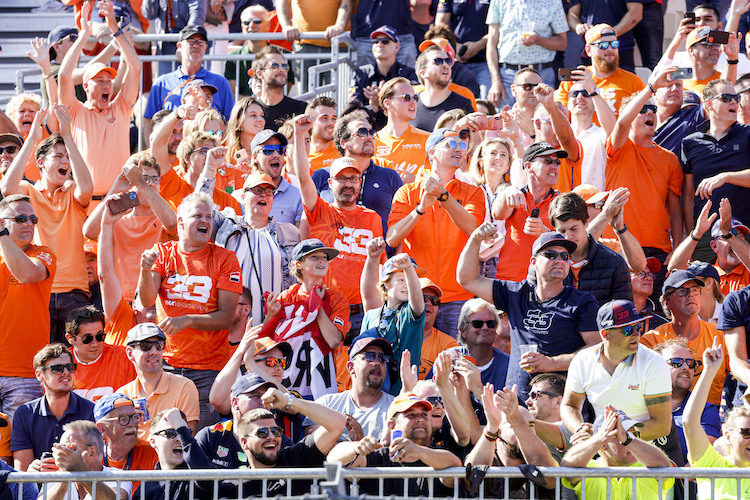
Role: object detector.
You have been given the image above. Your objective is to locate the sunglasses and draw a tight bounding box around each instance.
[75,332,105,344]
[432,57,454,67]
[697,41,721,48]
[250,426,284,439]
[394,94,418,103]
[205,129,223,137]
[0,146,19,155]
[713,93,740,103]
[42,362,77,374]
[592,40,620,49]
[570,89,595,98]
[469,319,498,329]
[737,428,750,439]
[191,147,211,156]
[539,250,570,261]
[358,351,391,364]
[256,356,287,369]
[666,357,702,370]
[589,200,605,210]
[103,413,141,426]
[265,62,289,71]
[354,127,376,138]
[423,295,441,306]
[154,428,179,439]
[425,396,443,407]
[616,322,645,337]
[248,186,274,196]
[260,145,286,156]
[443,139,468,150]
[540,157,561,165]
[673,286,701,298]
[242,18,263,25]
[633,271,654,280]
[128,339,166,352]
[372,38,392,45]
[2,214,38,224]
[529,389,560,400]
[639,104,657,114]
[332,175,361,185]
[518,83,538,91]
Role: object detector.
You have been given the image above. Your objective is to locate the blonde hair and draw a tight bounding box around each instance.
[435,109,466,130]
[176,131,218,173]
[468,138,513,185]
[226,97,265,164]
[183,108,226,139]
[6,93,41,122]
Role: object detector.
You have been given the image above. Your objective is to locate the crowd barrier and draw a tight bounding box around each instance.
[18,462,750,499]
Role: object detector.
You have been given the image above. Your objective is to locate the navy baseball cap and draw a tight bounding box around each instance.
[94,393,134,422]
[687,261,720,282]
[179,25,208,42]
[48,26,78,45]
[662,270,704,296]
[250,129,288,152]
[532,232,577,255]
[522,142,568,164]
[710,218,750,240]
[348,330,393,358]
[597,299,648,331]
[291,238,338,263]
[230,373,275,399]
[370,25,399,44]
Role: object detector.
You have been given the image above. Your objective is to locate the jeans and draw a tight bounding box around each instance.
[165,366,221,429]
[632,1,665,70]
[355,34,417,71]
[0,377,42,422]
[434,300,466,339]
[466,61,492,100]
[49,289,93,344]
[499,65,555,109]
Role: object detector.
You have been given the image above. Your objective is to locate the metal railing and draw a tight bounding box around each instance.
[13,463,750,500]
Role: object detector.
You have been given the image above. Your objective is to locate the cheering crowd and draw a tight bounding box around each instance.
[4,0,750,498]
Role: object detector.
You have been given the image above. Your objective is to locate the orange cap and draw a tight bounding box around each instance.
[585,24,617,44]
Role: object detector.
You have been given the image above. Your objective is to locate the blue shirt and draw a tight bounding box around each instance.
[570,0,642,51]
[492,279,598,401]
[10,393,95,456]
[672,392,721,463]
[681,122,750,225]
[271,178,303,224]
[312,161,404,237]
[144,66,235,120]
[352,0,412,38]
[479,347,510,388]
[653,105,704,157]
[718,286,750,357]
[0,459,38,499]
[437,0,491,62]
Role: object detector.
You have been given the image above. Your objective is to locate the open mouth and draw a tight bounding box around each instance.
[172,444,183,457]
[197,227,209,234]
[644,118,655,126]
[58,167,69,176]
[101,92,110,102]
[262,441,278,451]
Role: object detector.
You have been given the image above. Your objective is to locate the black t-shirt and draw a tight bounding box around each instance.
[262,96,307,131]
[357,448,455,497]
[411,91,475,132]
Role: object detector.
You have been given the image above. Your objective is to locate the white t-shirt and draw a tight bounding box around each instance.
[76,466,133,500]
[567,343,672,424]
[301,389,395,442]
[576,124,608,191]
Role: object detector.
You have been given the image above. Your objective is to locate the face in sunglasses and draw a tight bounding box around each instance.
[469,319,498,329]
[570,89,595,98]
[354,127,377,138]
[592,40,620,50]
[372,38,392,45]
[393,94,419,103]
[423,295,441,306]
[528,389,560,400]
[442,139,469,150]
[666,357,702,370]
[74,332,105,345]
[425,395,443,407]
[432,57,454,67]
[2,214,38,224]
[249,426,284,439]
[518,83,538,91]
[589,200,606,210]
[358,351,391,364]
[265,62,289,71]
[538,157,561,165]
[242,18,263,25]
[42,362,77,375]
[538,250,570,261]
[736,428,750,439]
[639,104,657,114]
[614,322,645,337]
[128,339,166,352]
[259,144,286,156]
[154,428,179,439]
[256,356,287,369]
[0,146,19,155]
[712,93,740,103]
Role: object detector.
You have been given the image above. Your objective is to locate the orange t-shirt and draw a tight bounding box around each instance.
[496,188,557,282]
[554,141,584,193]
[291,0,351,47]
[305,199,383,305]
[0,244,56,378]
[718,265,750,296]
[605,137,683,252]
[159,167,242,214]
[0,413,10,458]
[419,328,459,380]
[309,143,340,173]
[114,211,171,303]
[388,177,485,302]
[556,67,645,121]
[683,70,722,95]
[22,182,88,293]
[152,240,243,370]
[105,298,137,346]
[105,443,158,471]
[641,321,729,405]
[333,344,352,392]
[69,94,133,196]
[72,343,137,402]
[375,126,430,181]
[215,163,247,194]
[414,82,478,111]
[278,284,351,337]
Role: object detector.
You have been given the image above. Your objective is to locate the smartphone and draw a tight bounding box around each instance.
[558,68,577,81]
[457,45,468,57]
[391,430,402,442]
[684,12,696,23]
[41,452,53,460]
[708,30,730,44]
[671,67,694,80]
[234,148,250,164]
[108,192,140,215]
[486,115,503,130]
[530,208,540,218]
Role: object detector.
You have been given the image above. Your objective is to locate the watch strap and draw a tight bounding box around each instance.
[0,228,8,237]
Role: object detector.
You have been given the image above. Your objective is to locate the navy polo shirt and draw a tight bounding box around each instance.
[492,279,598,401]
[437,0,491,62]
[350,61,419,108]
[312,161,404,237]
[144,66,235,120]
[10,392,95,456]
[681,122,750,225]
[653,105,704,157]
[718,286,750,356]
[352,0,412,38]
[570,0,642,51]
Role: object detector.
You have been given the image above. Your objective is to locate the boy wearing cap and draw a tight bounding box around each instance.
[117,323,200,443]
[388,127,484,336]
[329,392,460,496]
[562,299,672,442]
[58,0,142,201]
[458,226,600,401]
[93,393,158,471]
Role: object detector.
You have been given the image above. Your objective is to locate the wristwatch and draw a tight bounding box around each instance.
[722,227,738,240]
[0,228,8,237]
[437,191,449,202]
[621,431,635,446]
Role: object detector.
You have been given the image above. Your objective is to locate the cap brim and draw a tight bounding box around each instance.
[536,239,577,255]
[665,277,705,292]
[297,247,339,261]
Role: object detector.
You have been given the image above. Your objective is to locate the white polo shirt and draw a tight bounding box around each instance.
[567,343,672,423]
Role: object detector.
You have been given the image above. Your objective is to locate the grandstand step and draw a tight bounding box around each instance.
[0,13,75,36]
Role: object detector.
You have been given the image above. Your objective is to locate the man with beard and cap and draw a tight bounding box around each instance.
[58,0,142,202]
[556,24,645,118]
[302,336,395,442]
[329,393,461,496]
[251,45,306,132]
[233,388,346,496]
[306,97,339,173]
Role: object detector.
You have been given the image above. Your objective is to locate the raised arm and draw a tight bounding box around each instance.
[360,237,386,311]
[137,247,162,308]
[0,221,49,284]
[83,171,135,240]
[684,337,724,462]
[456,222,497,303]
[0,108,46,196]
[100,0,142,106]
[124,160,177,232]
[535,84,579,161]
[98,201,128,320]
[718,198,750,271]
[57,1,92,108]
[434,353,475,447]
[54,104,93,206]
[668,200,716,272]
[292,115,318,212]
[385,180,435,247]
[464,384,503,468]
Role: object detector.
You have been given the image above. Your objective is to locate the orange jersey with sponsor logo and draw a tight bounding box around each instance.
[159,167,242,214]
[0,244,56,378]
[72,343,137,402]
[152,240,243,370]
[309,143,340,173]
[305,199,383,305]
[375,126,430,180]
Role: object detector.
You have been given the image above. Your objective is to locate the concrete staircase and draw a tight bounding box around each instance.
[0,0,77,106]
